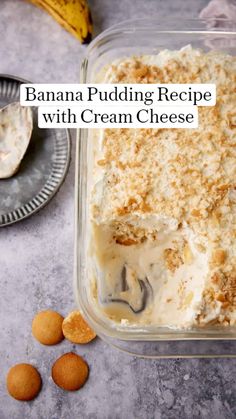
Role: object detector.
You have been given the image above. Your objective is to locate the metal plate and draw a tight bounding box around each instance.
[0,75,70,227]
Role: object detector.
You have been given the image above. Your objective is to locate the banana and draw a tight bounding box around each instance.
[27,0,93,43]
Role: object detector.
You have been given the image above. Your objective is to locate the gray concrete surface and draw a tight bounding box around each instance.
[0,0,236,418]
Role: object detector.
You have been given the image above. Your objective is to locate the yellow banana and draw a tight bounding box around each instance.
[27,0,93,43]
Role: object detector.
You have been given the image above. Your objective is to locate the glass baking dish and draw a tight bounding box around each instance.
[75,18,236,357]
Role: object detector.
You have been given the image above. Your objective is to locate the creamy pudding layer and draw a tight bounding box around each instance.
[89,46,236,329]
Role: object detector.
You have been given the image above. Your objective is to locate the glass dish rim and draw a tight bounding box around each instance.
[85,17,236,53]
[75,17,236,343]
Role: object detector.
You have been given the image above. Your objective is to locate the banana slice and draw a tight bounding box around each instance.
[0,102,33,179]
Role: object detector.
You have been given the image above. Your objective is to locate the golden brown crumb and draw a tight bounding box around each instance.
[211,249,227,266]
[115,237,138,246]
[164,248,184,272]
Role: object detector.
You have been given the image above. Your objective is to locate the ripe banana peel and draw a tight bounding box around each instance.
[27,0,93,43]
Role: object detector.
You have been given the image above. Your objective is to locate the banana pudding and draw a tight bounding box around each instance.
[89,46,236,329]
